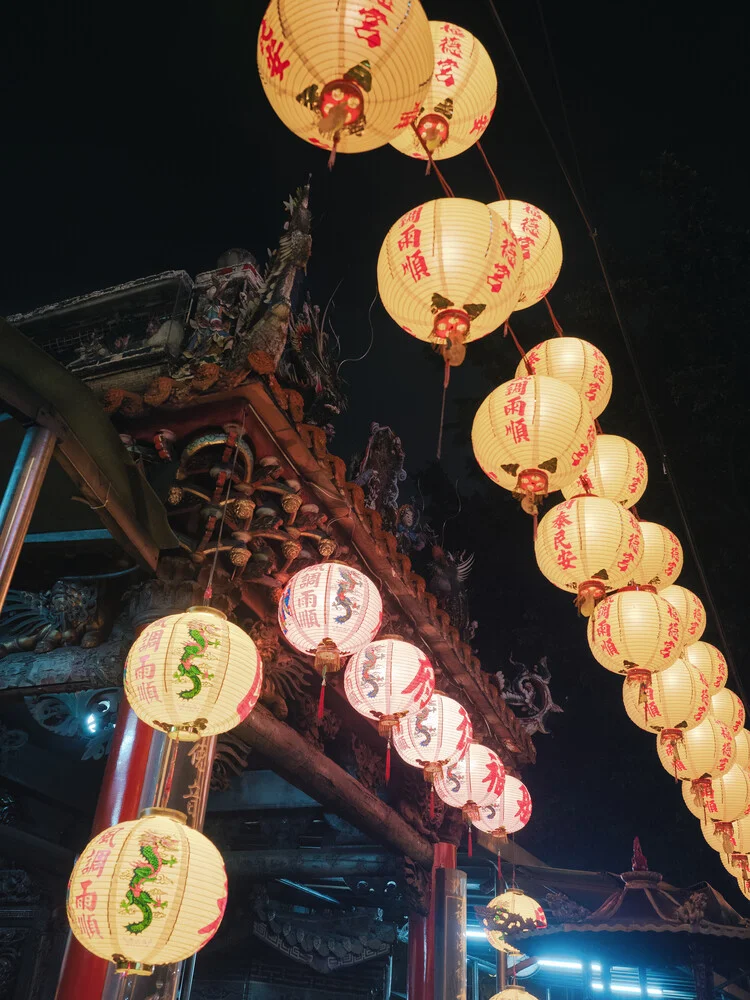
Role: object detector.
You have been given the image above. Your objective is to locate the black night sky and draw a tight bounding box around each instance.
[2,0,749,909]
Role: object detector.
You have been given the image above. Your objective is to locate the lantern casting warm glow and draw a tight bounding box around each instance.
[656,716,735,781]
[587,589,685,677]
[344,637,435,734]
[660,585,706,643]
[473,775,532,839]
[516,337,612,418]
[483,888,547,947]
[279,562,383,674]
[631,522,684,591]
[622,657,709,733]
[701,813,750,864]
[562,434,647,508]
[472,375,596,512]
[682,764,750,823]
[66,809,227,975]
[489,988,536,1000]
[390,22,496,161]
[535,497,643,614]
[735,730,750,770]
[123,607,262,741]
[711,689,747,736]
[392,692,472,781]
[487,201,563,309]
[377,198,524,356]
[683,641,728,693]
[433,741,506,821]
[257,0,434,156]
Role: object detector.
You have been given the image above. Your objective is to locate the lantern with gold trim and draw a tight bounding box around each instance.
[66,808,227,976]
[562,434,648,508]
[656,715,736,782]
[516,337,612,418]
[711,689,747,736]
[660,585,707,643]
[682,764,750,824]
[535,497,643,614]
[683,641,728,693]
[473,375,596,513]
[473,775,532,840]
[489,988,537,1000]
[257,0,434,161]
[390,22,497,162]
[487,201,563,309]
[588,589,684,677]
[631,522,684,591]
[123,607,262,742]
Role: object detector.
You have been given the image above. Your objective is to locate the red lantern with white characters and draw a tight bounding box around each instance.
[587,589,685,677]
[656,716,736,782]
[631,522,684,591]
[622,657,709,734]
[473,775,532,839]
[711,689,746,736]
[434,742,505,820]
[683,641,728,693]
[660,585,707,643]
[682,764,750,824]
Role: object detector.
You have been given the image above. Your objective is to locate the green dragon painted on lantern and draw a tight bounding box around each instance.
[174,626,220,700]
[120,837,178,934]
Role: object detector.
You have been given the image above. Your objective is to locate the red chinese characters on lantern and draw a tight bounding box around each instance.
[660,604,682,659]
[595,600,620,658]
[96,828,119,849]
[398,224,422,251]
[402,250,431,282]
[695,681,710,723]
[438,33,463,59]
[629,451,647,494]
[80,848,111,879]
[470,114,490,134]
[552,508,576,571]
[505,419,530,445]
[482,759,506,799]
[644,689,662,720]
[260,19,291,81]
[617,531,642,574]
[665,534,681,579]
[355,6,389,48]
[74,880,97,912]
[663,740,686,773]
[435,58,459,86]
[399,205,423,229]
[516,785,532,824]
[718,731,735,771]
[703,785,718,816]
[394,101,421,130]
[455,708,471,756]
[401,656,434,707]
[486,263,512,293]
[73,914,102,939]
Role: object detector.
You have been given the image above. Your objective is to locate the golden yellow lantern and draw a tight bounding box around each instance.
[535,497,643,613]
[683,641,728,693]
[735,729,750,770]
[738,873,750,901]
[656,716,735,781]
[488,201,563,308]
[660,585,706,643]
[682,764,750,823]
[377,198,524,360]
[588,589,685,677]
[257,0,434,157]
[711,689,747,736]
[389,22,496,161]
[622,656,709,734]
[473,375,596,512]
[562,434,647,508]
[483,888,546,952]
[66,808,227,976]
[701,813,750,865]
[490,989,536,1000]
[516,337,612,418]
[631,522,683,590]
[721,848,750,880]
[124,608,262,741]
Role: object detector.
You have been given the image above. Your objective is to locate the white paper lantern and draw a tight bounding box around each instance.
[588,589,685,676]
[711,689,747,736]
[682,764,750,823]
[622,657,709,733]
[483,888,546,950]
[517,337,612,418]
[683,641,728,693]
[631,522,684,590]
[487,201,563,308]
[660,585,706,643]
[123,608,262,741]
[656,716,736,781]
[735,730,750,770]
[344,637,435,734]
[434,741,506,820]
[392,692,472,780]
[562,434,647,508]
[66,809,226,975]
[473,775,532,838]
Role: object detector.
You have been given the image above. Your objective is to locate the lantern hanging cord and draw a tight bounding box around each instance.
[338,291,376,373]
[484,0,748,707]
[503,322,533,374]
[410,122,455,197]
[476,140,506,200]
[204,411,247,604]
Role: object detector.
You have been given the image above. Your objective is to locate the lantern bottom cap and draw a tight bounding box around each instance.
[153,718,208,741]
[139,806,187,824]
[186,605,228,620]
[113,957,155,976]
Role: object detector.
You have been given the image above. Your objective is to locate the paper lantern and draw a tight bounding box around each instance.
[473,775,532,838]
[257,0,434,156]
[66,808,226,975]
[682,764,750,823]
[683,642,728,693]
[701,813,750,863]
[631,522,684,590]
[488,201,562,308]
[389,21,496,161]
[490,989,536,1000]
[123,607,262,742]
[562,434,647,508]
[738,873,750,901]
[344,638,435,735]
[392,692,472,780]
[279,562,383,674]
[656,716,735,781]
[517,337,612,418]
[434,741,505,820]
[588,589,684,677]
[711,689,747,736]
[483,889,546,948]
[735,730,750,770]
[660,585,706,643]
[536,497,643,613]
[377,198,524,356]
[473,375,596,512]
[622,657,709,733]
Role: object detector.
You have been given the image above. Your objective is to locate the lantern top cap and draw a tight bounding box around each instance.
[186,605,227,620]
[139,807,188,825]
[379,633,405,641]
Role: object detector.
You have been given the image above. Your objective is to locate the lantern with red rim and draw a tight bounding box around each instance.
[473,775,532,840]
[434,741,506,822]
[392,692,472,782]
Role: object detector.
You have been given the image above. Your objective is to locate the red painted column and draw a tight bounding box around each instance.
[55,655,156,999]
[426,842,457,1000]
[407,913,427,1000]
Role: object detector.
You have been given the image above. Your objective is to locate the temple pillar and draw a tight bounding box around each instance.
[407,913,428,1000]
[427,842,467,1000]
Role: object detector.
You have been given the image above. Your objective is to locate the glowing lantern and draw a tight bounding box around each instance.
[279,563,383,675]
[488,201,562,308]
[473,775,532,839]
[588,590,685,676]
[377,198,524,364]
[489,989,536,1000]
[682,764,750,823]
[516,337,612,418]
[735,730,750,770]
[622,656,709,733]
[472,375,596,512]
[711,689,746,736]
[701,813,750,868]
[389,22,496,161]
[660,585,706,643]
[562,434,648,508]
[257,0,434,158]
[721,848,750,880]
[434,741,506,821]
[683,641,728,693]
[535,497,643,614]
[656,716,735,781]
[483,888,546,951]
[739,874,750,901]
[66,808,227,975]
[392,692,472,781]
[123,608,262,741]
[344,637,435,732]
[631,522,684,590]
